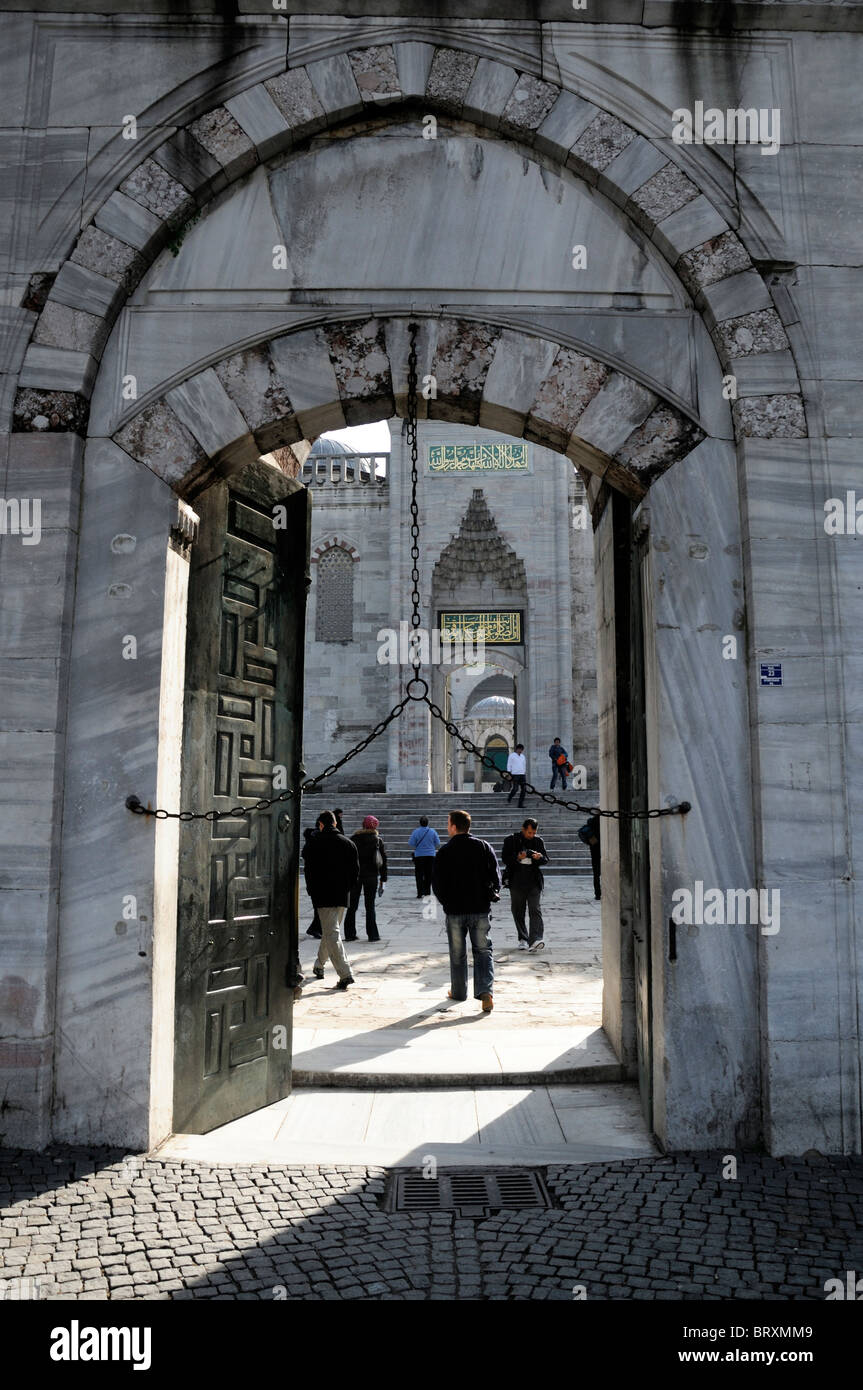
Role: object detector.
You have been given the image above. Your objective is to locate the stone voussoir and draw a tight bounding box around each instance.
[113,399,208,490]
[348,45,401,102]
[119,158,192,226]
[732,394,807,439]
[568,112,637,182]
[616,403,706,484]
[426,319,501,424]
[526,347,609,451]
[69,226,143,292]
[676,231,753,296]
[324,319,394,425]
[627,161,701,232]
[425,47,480,115]
[264,67,327,137]
[187,107,258,181]
[213,345,296,444]
[500,73,559,137]
[711,308,790,362]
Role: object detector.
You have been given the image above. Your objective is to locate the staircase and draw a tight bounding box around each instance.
[301,791,598,877]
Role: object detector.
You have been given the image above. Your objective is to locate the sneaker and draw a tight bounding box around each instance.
[480,993,494,1013]
[336,976,355,990]
[312,965,325,980]
[529,940,546,952]
[517,940,528,951]
[306,927,322,939]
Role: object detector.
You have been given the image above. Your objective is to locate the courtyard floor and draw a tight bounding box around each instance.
[2,1148,862,1301]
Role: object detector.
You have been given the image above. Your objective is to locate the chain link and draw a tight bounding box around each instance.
[127,318,690,825]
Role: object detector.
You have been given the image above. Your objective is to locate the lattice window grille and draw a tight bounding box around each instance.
[315,545,354,642]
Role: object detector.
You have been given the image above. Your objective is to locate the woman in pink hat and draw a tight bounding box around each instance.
[343,814,388,942]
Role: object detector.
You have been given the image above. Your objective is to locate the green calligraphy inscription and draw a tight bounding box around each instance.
[428,442,529,473]
[439,611,523,644]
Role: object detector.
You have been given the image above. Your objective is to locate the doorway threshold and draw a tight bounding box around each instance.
[156,1083,657,1168]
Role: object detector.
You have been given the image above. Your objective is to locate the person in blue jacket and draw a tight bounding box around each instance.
[549,737,569,790]
[408,815,441,898]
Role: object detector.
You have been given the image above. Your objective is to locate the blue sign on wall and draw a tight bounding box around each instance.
[760,663,783,686]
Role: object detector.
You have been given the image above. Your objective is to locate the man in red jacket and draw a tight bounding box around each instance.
[431,808,501,1013]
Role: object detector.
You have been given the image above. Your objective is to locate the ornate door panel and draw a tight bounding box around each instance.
[174,462,310,1135]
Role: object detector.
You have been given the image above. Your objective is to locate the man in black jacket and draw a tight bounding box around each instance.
[432,808,501,1013]
[302,810,360,989]
[501,818,550,952]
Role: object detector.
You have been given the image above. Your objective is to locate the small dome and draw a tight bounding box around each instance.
[469,695,515,719]
[310,436,360,457]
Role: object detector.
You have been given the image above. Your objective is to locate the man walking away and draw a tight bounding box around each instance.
[432,809,501,1013]
[408,815,441,898]
[344,814,387,942]
[334,807,345,836]
[502,818,550,951]
[578,815,601,900]
[549,737,569,791]
[302,810,358,989]
[506,743,527,807]
[303,821,323,938]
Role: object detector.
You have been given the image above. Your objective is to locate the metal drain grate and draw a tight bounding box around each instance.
[387,1169,552,1217]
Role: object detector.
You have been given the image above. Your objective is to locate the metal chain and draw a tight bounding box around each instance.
[127,319,690,824]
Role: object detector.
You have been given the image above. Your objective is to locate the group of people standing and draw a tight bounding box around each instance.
[300,803,601,1010]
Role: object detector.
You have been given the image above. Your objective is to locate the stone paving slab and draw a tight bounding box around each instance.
[2,1147,862,1302]
[160,1084,655,1166]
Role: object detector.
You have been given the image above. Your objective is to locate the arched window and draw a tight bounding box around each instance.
[315,545,354,642]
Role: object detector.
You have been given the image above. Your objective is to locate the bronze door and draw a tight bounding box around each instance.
[174,462,310,1134]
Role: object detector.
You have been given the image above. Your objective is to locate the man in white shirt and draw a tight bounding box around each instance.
[506,743,527,808]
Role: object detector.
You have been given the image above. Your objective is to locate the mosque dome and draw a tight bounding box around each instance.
[310,436,360,456]
[468,695,515,719]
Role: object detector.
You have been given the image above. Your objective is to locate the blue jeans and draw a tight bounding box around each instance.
[550,764,568,790]
[446,914,494,1000]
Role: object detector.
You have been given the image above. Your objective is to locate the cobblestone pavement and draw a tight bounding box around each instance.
[2,1148,862,1301]
[296,875,602,1031]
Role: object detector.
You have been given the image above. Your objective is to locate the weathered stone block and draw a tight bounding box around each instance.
[33,302,107,358]
[114,401,207,490]
[13,388,88,435]
[526,347,609,452]
[677,231,752,296]
[569,113,636,180]
[166,368,258,469]
[94,191,164,253]
[348,45,401,102]
[426,319,500,425]
[213,345,295,448]
[119,159,191,223]
[187,107,258,180]
[699,269,773,328]
[575,370,659,456]
[425,47,479,114]
[393,41,434,101]
[463,58,518,127]
[20,345,97,396]
[616,404,705,484]
[627,162,700,229]
[306,53,364,124]
[500,73,558,137]
[534,90,598,163]
[225,85,293,163]
[479,329,559,437]
[712,309,790,360]
[151,128,226,199]
[597,136,668,207]
[652,194,731,261]
[269,328,347,439]
[732,395,807,439]
[50,260,122,319]
[69,226,142,291]
[324,319,394,426]
[264,68,327,138]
